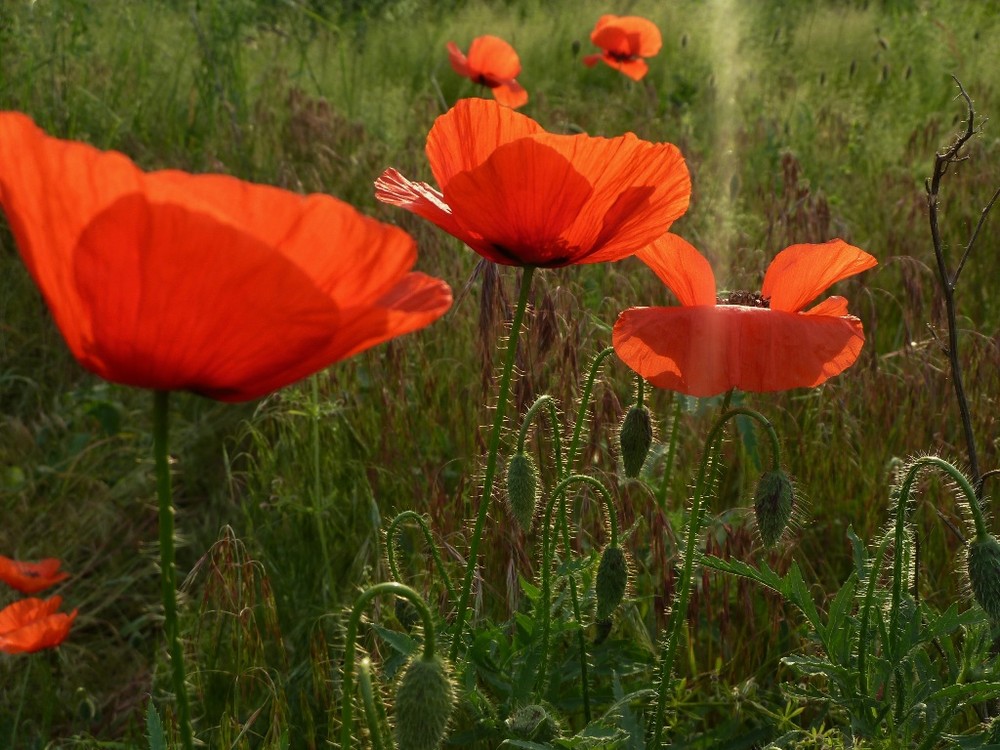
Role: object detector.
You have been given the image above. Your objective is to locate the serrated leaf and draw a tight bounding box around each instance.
[371,623,418,657]
[146,700,167,750]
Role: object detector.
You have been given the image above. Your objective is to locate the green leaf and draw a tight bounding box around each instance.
[145,700,167,750]
[371,623,418,657]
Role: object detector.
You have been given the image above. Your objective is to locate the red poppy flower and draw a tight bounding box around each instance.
[0,113,452,402]
[375,98,690,268]
[613,234,877,397]
[447,36,528,109]
[0,556,69,594]
[583,15,662,81]
[0,596,77,654]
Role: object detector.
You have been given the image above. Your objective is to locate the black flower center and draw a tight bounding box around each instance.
[716,290,770,308]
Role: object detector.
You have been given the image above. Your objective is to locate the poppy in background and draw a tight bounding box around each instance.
[375,98,690,268]
[0,556,69,595]
[613,234,877,397]
[0,112,453,403]
[583,15,662,81]
[447,35,528,109]
[0,596,77,654]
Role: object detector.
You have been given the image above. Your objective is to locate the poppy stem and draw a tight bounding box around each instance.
[152,390,194,750]
[385,510,456,602]
[449,266,535,662]
[9,652,30,748]
[341,582,436,748]
[651,391,733,748]
[655,396,683,511]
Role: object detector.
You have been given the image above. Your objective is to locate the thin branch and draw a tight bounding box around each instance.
[954,185,1000,285]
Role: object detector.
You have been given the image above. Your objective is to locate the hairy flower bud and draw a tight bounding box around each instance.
[506,452,538,532]
[968,533,1000,620]
[395,654,455,750]
[595,544,629,621]
[619,405,653,478]
[753,470,794,547]
[506,703,561,742]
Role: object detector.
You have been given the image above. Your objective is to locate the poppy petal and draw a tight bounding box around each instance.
[602,56,650,81]
[614,304,865,397]
[805,295,850,316]
[442,138,594,266]
[446,42,471,77]
[0,556,70,595]
[0,597,76,654]
[425,98,543,188]
[491,80,529,109]
[582,54,603,68]
[762,239,877,312]
[635,234,716,306]
[466,35,522,81]
[534,133,690,262]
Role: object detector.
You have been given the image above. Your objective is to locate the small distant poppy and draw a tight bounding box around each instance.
[0,556,69,595]
[613,234,877,397]
[0,113,453,402]
[0,596,77,654]
[583,15,662,81]
[375,98,690,268]
[447,36,528,109]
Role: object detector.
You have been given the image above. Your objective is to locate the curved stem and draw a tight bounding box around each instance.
[341,582,435,748]
[538,474,617,694]
[516,395,564,479]
[358,658,387,750]
[386,510,456,602]
[153,390,194,750]
[567,346,616,474]
[450,266,535,661]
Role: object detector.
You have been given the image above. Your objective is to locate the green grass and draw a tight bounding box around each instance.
[2,0,1000,747]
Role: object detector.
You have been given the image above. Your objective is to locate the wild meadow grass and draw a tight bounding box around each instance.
[2,0,1000,747]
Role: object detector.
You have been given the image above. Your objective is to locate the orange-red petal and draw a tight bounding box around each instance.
[466,35,522,81]
[635,233,716,306]
[601,56,650,81]
[425,98,543,188]
[446,41,471,78]
[491,80,529,109]
[591,15,662,59]
[613,304,865,397]
[0,597,76,654]
[762,240,878,312]
[0,556,69,595]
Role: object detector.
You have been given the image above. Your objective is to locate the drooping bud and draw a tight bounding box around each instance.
[394,654,455,750]
[968,533,1000,620]
[619,405,653,478]
[753,470,794,548]
[595,545,629,621]
[506,703,561,742]
[506,452,538,532]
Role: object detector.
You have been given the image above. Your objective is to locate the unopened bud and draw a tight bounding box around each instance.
[968,533,1000,620]
[506,703,561,742]
[395,654,455,750]
[753,470,794,547]
[619,405,653,478]
[506,452,538,532]
[595,545,629,621]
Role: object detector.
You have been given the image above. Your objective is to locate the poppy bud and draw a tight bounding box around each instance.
[595,544,629,621]
[753,470,794,548]
[394,654,455,750]
[506,703,561,742]
[506,452,538,532]
[968,533,1000,620]
[619,405,653,478]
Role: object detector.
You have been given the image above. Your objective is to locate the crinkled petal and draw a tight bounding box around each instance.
[0,596,62,634]
[466,35,522,80]
[0,556,69,595]
[442,138,594,266]
[762,239,877,312]
[446,42,471,77]
[425,98,543,188]
[591,15,662,58]
[805,295,850,316]
[635,233,716,306]
[614,304,865,397]
[534,132,690,262]
[0,598,76,654]
[601,55,650,81]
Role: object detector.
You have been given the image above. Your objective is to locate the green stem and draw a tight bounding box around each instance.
[450,266,536,661]
[357,658,387,750]
[153,390,194,750]
[341,582,435,748]
[386,510,456,601]
[516,395,563,476]
[538,474,617,694]
[567,346,616,473]
[655,396,683,511]
[651,394,743,748]
[311,375,332,580]
[9,652,30,748]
